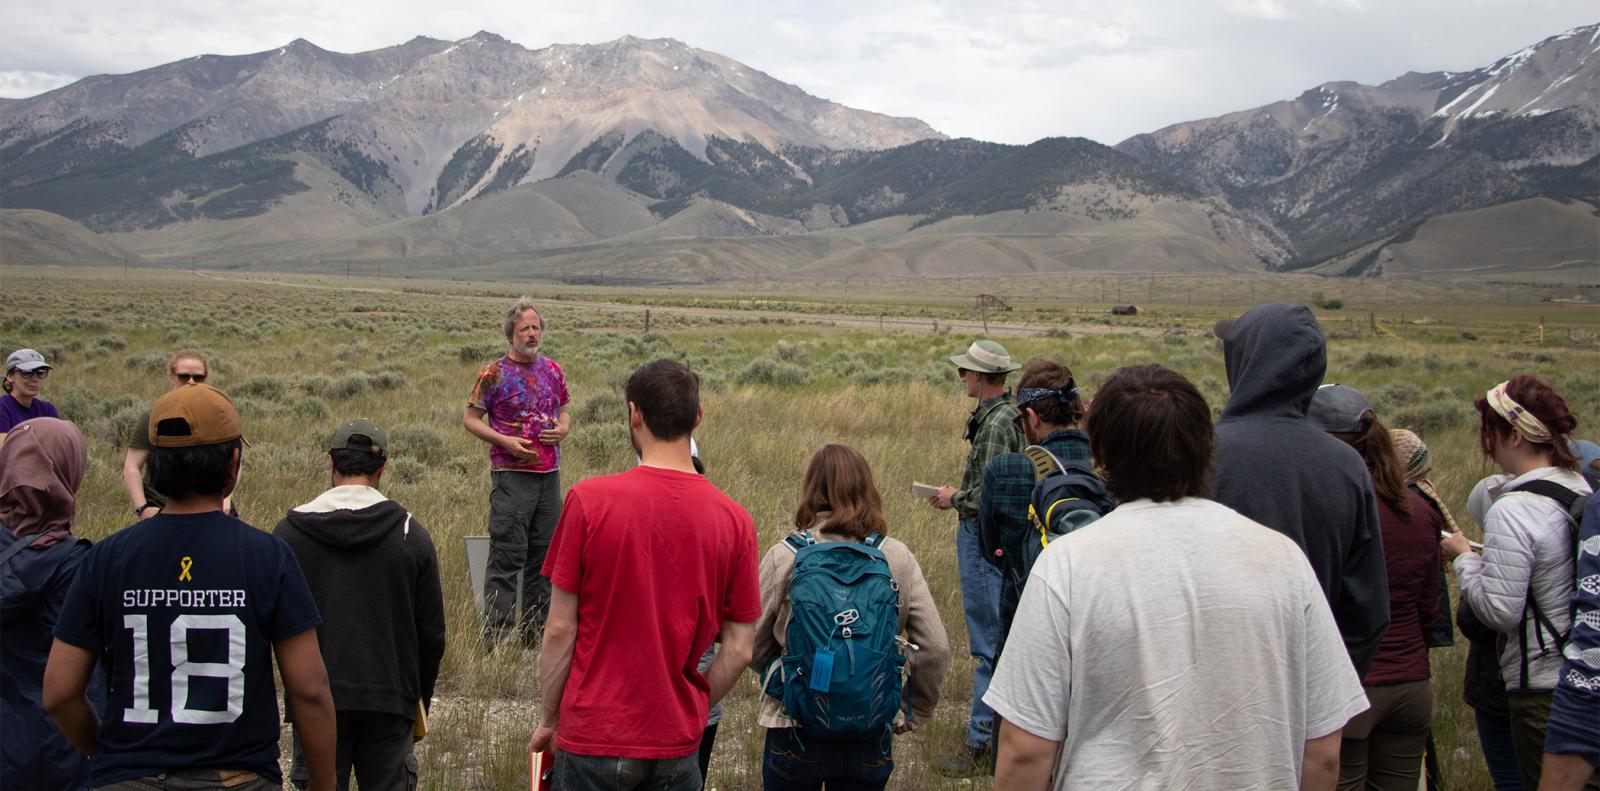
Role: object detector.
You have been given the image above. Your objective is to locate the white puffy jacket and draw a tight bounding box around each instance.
[1456,467,1592,691]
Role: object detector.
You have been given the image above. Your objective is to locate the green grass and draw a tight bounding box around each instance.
[5,265,1597,789]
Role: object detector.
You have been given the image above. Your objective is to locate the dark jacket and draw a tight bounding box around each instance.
[1211,304,1389,676]
[273,486,445,720]
[1,531,101,789]
[1458,597,1510,718]
[1364,490,1440,686]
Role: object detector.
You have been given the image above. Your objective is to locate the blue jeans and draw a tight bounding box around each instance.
[956,517,1002,751]
[553,750,701,791]
[1475,709,1525,791]
[761,728,892,791]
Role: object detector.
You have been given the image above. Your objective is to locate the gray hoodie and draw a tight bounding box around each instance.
[1212,304,1389,677]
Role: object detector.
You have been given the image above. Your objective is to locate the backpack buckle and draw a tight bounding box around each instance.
[834,609,860,626]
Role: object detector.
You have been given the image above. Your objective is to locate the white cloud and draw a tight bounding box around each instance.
[0,71,79,98]
[1225,0,1290,19]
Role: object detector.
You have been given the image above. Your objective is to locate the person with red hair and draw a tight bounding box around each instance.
[1442,375,1591,789]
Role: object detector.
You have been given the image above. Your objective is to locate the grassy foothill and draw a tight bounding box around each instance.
[5,266,1597,789]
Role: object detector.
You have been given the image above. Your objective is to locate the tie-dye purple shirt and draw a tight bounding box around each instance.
[468,355,571,472]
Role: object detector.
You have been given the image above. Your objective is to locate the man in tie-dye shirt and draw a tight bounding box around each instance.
[465,297,572,645]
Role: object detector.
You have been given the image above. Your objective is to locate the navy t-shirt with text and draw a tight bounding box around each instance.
[54,512,321,786]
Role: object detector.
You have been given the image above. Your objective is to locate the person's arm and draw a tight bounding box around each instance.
[951,415,1017,515]
[121,447,158,518]
[530,584,578,752]
[897,547,950,726]
[750,545,787,676]
[413,524,447,710]
[994,718,1059,789]
[1337,482,1389,676]
[538,403,572,446]
[43,640,101,756]
[463,405,536,460]
[1454,499,1537,633]
[276,629,336,791]
[1300,730,1342,791]
[706,620,755,706]
[977,460,1005,570]
[1539,754,1596,790]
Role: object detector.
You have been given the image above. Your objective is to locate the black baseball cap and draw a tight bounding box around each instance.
[329,418,387,456]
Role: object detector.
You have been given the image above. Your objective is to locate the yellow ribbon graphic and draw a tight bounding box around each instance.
[178,556,193,582]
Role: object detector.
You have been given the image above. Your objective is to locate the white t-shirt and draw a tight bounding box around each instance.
[984,497,1369,790]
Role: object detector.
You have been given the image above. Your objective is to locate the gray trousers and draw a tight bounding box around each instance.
[485,469,562,642]
[289,711,419,791]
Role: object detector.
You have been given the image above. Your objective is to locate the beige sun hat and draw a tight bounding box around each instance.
[948,340,1021,373]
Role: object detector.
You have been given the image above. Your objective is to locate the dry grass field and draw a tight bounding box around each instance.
[3,265,1597,789]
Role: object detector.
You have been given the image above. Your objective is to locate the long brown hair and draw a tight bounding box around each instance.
[794,444,888,540]
[1334,414,1411,516]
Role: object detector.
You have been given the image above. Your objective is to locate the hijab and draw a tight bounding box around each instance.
[0,417,87,549]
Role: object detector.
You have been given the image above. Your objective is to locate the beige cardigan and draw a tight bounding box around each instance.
[751,514,951,730]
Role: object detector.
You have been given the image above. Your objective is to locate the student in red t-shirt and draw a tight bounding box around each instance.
[530,359,760,790]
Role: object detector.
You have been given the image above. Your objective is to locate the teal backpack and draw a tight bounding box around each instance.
[762,531,908,738]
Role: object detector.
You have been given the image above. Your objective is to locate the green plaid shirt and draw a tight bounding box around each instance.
[952,391,1025,517]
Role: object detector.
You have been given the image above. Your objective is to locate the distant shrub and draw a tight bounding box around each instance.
[575,392,626,426]
[773,340,811,365]
[387,457,427,485]
[570,421,632,466]
[390,424,450,465]
[1369,382,1422,409]
[233,376,288,402]
[458,343,502,364]
[292,397,328,420]
[124,351,169,373]
[738,359,813,388]
[1393,401,1471,434]
[328,374,372,399]
[298,375,333,397]
[1311,292,1343,310]
[1357,351,1405,369]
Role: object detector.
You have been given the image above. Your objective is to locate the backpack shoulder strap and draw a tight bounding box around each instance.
[0,530,42,568]
[862,532,884,549]
[784,531,815,553]
[1022,445,1066,482]
[1511,479,1582,512]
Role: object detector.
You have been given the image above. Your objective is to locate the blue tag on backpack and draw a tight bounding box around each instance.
[809,651,835,692]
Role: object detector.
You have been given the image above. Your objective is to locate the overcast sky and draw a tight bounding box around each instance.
[1,0,1592,144]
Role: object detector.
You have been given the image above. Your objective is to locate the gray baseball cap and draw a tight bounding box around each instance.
[1308,384,1375,433]
[330,418,388,456]
[949,340,1021,373]
[5,348,50,374]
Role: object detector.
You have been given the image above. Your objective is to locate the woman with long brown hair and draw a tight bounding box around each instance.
[1309,385,1440,791]
[751,444,949,790]
[1442,375,1591,788]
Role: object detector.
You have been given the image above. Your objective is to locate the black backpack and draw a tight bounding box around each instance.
[1507,479,1593,690]
[997,446,1114,593]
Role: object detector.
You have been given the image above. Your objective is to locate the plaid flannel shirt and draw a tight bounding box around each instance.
[978,428,1094,561]
[952,391,1024,517]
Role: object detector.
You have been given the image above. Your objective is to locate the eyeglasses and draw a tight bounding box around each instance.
[172,373,207,383]
[956,368,974,379]
[14,369,49,380]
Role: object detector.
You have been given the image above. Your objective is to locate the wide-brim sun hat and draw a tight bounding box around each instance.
[949,340,1021,373]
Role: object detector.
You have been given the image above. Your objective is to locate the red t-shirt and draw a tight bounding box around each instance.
[542,465,762,758]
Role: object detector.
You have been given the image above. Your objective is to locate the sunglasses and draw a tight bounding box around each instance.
[14,368,49,380]
[956,368,974,379]
[172,373,207,383]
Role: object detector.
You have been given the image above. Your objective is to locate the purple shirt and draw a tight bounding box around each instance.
[468,355,570,473]
[0,394,59,434]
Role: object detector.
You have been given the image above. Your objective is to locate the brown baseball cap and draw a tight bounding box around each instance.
[149,383,243,448]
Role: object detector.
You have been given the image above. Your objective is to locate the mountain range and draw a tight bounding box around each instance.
[1,26,1595,282]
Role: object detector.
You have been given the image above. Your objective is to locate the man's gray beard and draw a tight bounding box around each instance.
[513,340,539,359]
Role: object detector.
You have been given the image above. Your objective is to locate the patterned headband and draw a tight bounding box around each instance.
[1016,383,1080,412]
[1486,381,1555,444]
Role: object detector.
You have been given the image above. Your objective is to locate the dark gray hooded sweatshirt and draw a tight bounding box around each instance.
[1212,304,1389,677]
[273,485,445,719]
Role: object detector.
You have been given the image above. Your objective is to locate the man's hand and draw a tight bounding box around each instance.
[930,485,956,510]
[501,435,539,461]
[530,723,556,753]
[1440,531,1473,561]
[537,424,569,446]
